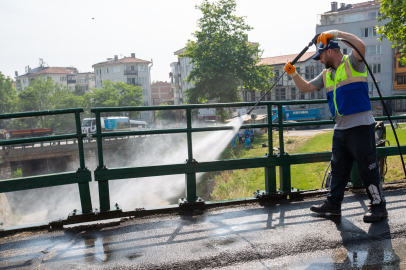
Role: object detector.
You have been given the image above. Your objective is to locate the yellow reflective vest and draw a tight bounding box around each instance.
[322,55,371,119]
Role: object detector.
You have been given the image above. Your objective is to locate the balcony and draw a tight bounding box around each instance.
[76,79,88,84]
[127,82,142,87]
[67,80,76,84]
[124,70,138,76]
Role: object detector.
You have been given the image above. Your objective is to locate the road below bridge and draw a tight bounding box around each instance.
[1,185,406,269]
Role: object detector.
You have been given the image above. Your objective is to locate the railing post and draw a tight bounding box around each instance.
[278,104,291,193]
[185,107,197,203]
[265,104,277,194]
[95,111,110,211]
[74,112,93,214]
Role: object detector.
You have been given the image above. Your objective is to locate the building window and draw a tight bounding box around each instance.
[300,92,305,100]
[291,88,296,100]
[138,65,147,71]
[112,66,121,73]
[368,64,381,74]
[274,70,283,85]
[366,45,381,55]
[92,76,95,81]
[342,48,348,54]
[60,77,66,82]
[22,78,27,83]
[143,89,148,95]
[397,76,404,85]
[280,88,286,100]
[104,68,109,74]
[368,12,377,20]
[395,100,406,110]
[305,67,310,80]
[143,101,149,106]
[368,81,381,92]
[361,27,377,37]
[399,60,405,68]
[274,89,279,101]
[139,77,148,84]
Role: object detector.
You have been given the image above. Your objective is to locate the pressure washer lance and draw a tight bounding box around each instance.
[247,35,319,115]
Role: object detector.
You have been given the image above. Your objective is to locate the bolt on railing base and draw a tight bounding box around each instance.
[68,209,95,219]
[178,197,205,208]
[253,190,287,200]
[96,203,123,214]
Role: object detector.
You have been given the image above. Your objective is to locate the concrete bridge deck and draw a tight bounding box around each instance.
[1,186,406,269]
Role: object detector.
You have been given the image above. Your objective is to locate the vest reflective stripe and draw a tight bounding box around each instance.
[322,55,370,118]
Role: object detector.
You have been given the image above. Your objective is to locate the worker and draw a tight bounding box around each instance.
[231,134,237,148]
[284,30,386,222]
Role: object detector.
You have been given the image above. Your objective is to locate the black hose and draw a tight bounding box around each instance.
[338,38,406,178]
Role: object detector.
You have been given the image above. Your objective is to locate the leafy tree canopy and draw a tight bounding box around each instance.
[180,0,273,104]
[155,103,176,122]
[377,0,406,64]
[86,80,143,117]
[0,72,18,114]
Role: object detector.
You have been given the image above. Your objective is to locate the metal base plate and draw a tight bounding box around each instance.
[178,197,205,207]
[254,190,288,200]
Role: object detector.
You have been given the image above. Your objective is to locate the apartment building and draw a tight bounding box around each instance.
[151,81,173,105]
[316,1,392,116]
[15,59,95,93]
[169,48,194,105]
[15,66,89,93]
[92,54,153,122]
[75,72,96,93]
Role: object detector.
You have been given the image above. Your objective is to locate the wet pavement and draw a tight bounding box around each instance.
[1,188,406,269]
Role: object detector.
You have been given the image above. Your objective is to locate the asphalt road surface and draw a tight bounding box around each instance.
[1,185,406,269]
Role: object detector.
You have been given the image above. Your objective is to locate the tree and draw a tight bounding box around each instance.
[155,103,176,123]
[377,0,406,64]
[86,80,143,117]
[0,72,18,114]
[180,0,273,106]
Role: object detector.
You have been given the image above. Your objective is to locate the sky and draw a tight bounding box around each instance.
[0,0,367,82]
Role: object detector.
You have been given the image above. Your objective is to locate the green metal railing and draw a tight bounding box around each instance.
[91,96,406,211]
[1,96,406,223]
[0,108,93,214]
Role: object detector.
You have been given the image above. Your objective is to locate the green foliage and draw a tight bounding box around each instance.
[155,103,176,122]
[12,168,22,178]
[377,0,406,64]
[2,77,144,133]
[0,72,18,114]
[86,80,143,117]
[180,0,273,106]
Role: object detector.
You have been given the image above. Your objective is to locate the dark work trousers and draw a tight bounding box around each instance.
[327,123,385,209]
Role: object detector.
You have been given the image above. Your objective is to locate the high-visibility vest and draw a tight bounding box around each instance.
[322,55,371,119]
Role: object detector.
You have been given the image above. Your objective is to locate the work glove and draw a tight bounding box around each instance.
[317,30,338,45]
[284,62,297,78]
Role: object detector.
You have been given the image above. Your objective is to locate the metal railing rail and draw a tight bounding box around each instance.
[0,108,93,214]
[91,96,406,211]
[1,96,406,227]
